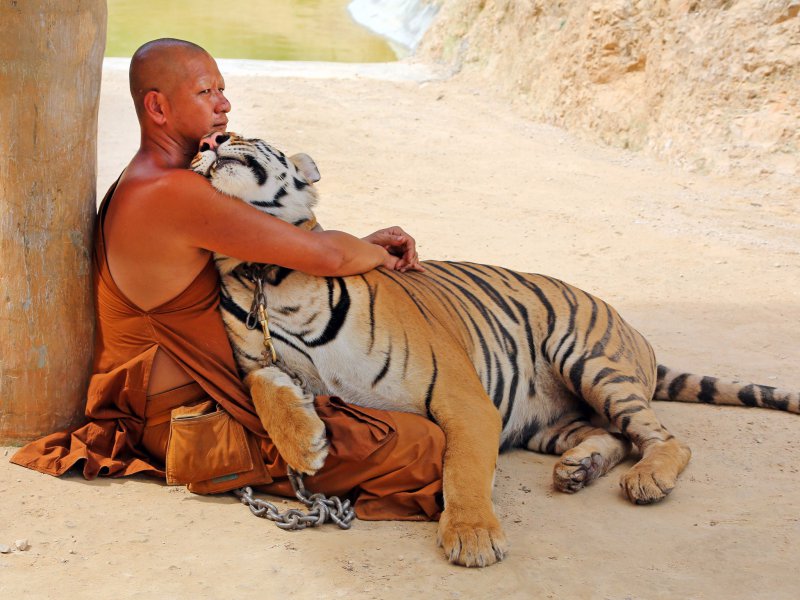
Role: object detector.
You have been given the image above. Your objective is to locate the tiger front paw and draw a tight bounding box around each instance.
[271,409,329,476]
[437,508,508,568]
[246,367,329,476]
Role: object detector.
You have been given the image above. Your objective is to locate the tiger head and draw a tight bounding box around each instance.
[191,132,320,228]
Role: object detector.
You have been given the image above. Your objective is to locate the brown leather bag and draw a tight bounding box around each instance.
[165,401,272,494]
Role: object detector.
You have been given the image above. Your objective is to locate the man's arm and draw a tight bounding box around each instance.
[153,170,395,276]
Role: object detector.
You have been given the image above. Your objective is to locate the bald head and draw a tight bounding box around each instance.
[129,38,210,119]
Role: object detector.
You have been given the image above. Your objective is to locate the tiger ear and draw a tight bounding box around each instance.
[289,153,321,184]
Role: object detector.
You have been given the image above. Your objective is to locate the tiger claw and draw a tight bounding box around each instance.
[437,509,508,568]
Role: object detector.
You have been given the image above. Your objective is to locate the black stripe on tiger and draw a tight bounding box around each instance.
[401,330,410,378]
[407,265,477,338]
[244,154,268,185]
[219,287,251,326]
[425,350,438,421]
[551,283,579,364]
[590,303,617,359]
[698,376,718,404]
[568,356,587,403]
[479,263,512,284]
[505,271,557,359]
[620,416,632,434]
[509,297,537,363]
[359,274,378,354]
[372,340,392,388]
[655,364,668,398]
[741,384,789,411]
[252,199,282,209]
[500,416,541,453]
[491,354,505,409]
[582,294,600,347]
[592,367,617,386]
[502,365,520,431]
[424,263,512,357]
[738,384,758,407]
[231,344,263,365]
[229,268,255,290]
[391,265,520,419]
[301,277,350,347]
[499,299,529,431]
[447,262,520,324]
[375,268,434,323]
[611,404,646,421]
[425,263,509,339]
[544,415,586,454]
[445,262,519,351]
[758,385,780,410]
[668,373,689,400]
[269,330,314,363]
[264,266,294,287]
[253,139,273,159]
[603,393,641,422]
[469,314,494,392]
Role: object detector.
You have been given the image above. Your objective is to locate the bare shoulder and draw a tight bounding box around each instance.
[110,168,226,231]
[118,168,210,207]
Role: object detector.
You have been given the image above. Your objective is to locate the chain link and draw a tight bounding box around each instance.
[235,256,351,531]
[242,268,278,365]
[232,469,356,531]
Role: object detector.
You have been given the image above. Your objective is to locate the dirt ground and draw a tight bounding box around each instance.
[2,59,799,599]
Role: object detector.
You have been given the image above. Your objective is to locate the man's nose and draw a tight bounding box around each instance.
[199,132,230,152]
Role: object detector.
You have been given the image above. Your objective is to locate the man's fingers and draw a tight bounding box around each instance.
[365,226,423,271]
[382,254,400,270]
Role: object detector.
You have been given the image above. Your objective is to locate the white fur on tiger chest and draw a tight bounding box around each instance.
[224,272,421,414]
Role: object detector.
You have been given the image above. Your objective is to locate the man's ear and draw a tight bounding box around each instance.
[143,90,167,125]
[289,153,321,184]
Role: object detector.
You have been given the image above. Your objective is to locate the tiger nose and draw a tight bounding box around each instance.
[199,132,230,152]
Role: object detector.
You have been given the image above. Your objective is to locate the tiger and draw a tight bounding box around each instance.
[190,132,799,568]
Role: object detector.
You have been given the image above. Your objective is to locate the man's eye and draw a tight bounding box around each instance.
[200,89,210,94]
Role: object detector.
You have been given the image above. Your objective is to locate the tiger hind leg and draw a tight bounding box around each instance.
[584,379,691,504]
[526,414,631,493]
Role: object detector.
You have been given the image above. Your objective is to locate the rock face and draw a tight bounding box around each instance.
[419,0,799,177]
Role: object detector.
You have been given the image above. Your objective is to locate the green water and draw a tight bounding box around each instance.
[106,0,398,62]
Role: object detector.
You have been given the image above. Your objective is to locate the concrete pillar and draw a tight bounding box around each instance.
[0,1,107,443]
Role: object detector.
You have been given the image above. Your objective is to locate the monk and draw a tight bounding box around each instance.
[12,38,444,521]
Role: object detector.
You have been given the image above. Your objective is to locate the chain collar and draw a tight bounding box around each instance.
[238,216,318,367]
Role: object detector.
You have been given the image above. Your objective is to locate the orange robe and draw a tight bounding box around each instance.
[11,180,444,521]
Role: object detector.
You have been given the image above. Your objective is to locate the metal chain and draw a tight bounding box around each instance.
[243,267,278,365]
[236,258,353,531]
[232,469,356,530]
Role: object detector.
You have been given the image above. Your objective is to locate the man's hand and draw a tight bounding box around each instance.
[362,226,425,273]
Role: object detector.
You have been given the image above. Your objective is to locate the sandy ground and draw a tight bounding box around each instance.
[2,58,799,599]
